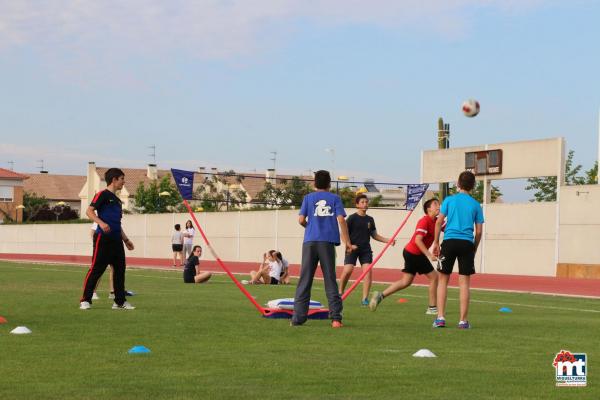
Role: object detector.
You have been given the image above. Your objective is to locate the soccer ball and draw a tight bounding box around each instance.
[462,99,480,117]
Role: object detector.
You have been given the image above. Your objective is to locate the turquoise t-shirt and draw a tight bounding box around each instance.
[440,193,484,242]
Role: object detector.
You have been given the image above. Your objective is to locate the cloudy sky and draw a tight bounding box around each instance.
[1,0,599,199]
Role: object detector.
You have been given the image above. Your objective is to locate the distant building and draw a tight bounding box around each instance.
[24,172,86,215]
[80,162,311,212]
[0,168,28,222]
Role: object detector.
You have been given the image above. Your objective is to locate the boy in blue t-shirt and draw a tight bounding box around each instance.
[432,171,484,329]
[291,170,351,328]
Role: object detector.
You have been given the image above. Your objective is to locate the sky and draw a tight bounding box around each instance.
[1,0,599,201]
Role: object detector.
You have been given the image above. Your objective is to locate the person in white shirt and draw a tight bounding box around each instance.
[247,250,284,285]
[183,220,195,260]
[171,224,184,268]
[277,252,291,284]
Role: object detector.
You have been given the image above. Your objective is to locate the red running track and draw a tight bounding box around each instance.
[1,253,599,298]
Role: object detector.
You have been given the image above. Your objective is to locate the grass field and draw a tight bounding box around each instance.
[0,261,598,399]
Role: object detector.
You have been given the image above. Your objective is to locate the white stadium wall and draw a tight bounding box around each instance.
[3,201,595,277]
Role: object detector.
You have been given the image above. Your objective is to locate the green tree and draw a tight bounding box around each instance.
[194,171,247,211]
[23,191,50,221]
[525,150,588,202]
[133,175,182,213]
[584,161,598,184]
[337,187,356,208]
[255,177,311,209]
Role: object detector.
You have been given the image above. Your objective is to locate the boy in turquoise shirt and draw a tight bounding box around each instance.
[432,171,484,329]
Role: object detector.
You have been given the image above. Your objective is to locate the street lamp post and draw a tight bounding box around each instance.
[337,175,349,195]
[325,148,335,179]
[53,201,66,221]
[158,191,170,213]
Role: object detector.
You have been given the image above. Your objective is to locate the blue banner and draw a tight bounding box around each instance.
[405,184,429,210]
[171,169,194,200]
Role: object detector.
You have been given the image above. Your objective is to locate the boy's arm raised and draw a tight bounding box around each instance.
[432,214,445,257]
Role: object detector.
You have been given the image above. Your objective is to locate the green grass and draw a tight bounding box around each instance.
[0,261,598,400]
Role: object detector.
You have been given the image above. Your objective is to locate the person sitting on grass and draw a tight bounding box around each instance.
[369,198,442,314]
[247,250,284,285]
[278,252,291,284]
[183,245,212,284]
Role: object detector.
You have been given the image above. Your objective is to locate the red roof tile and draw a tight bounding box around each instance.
[0,168,28,180]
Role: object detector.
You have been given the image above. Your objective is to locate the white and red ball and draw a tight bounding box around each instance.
[462,99,480,117]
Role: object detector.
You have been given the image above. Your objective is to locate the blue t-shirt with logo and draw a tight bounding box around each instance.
[440,193,484,242]
[299,191,346,245]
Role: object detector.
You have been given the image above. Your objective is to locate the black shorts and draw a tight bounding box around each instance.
[270,277,280,285]
[344,247,373,266]
[172,244,183,252]
[402,249,434,275]
[439,239,476,276]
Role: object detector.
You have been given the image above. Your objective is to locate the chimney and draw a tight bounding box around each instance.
[266,168,276,184]
[211,167,218,177]
[147,164,158,180]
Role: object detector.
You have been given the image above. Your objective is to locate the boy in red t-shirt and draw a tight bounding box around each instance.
[369,198,441,314]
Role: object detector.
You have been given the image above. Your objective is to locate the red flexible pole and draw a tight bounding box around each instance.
[183,200,265,313]
[341,208,416,301]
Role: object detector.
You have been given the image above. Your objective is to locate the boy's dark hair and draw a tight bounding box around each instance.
[314,170,331,190]
[423,198,439,214]
[104,168,125,185]
[174,224,181,230]
[355,194,368,205]
[458,171,476,192]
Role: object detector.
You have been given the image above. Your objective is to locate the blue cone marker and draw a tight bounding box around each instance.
[128,345,151,354]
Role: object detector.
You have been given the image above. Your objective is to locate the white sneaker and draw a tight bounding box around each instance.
[108,292,115,299]
[425,306,438,315]
[92,292,100,300]
[80,301,91,310]
[241,280,249,285]
[112,301,135,310]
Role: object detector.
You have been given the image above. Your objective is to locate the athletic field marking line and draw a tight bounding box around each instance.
[2,261,599,301]
[394,293,600,314]
[3,265,599,314]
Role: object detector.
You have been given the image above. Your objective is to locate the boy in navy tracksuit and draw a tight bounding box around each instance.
[291,170,351,328]
[80,168,136,310]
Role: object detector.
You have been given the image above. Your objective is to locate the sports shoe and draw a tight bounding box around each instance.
[80,301,91,310]
[125,290,135,296]
[331,320,343,328]
[108,292,115,299]
[241,280,249,285]
[458,320,471,329]
[432,318,446,328]
[92,292,99,300]
[425,306,438,315]
[369,291,384,312]
[112,301,136,310]
[361,298,369,306]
